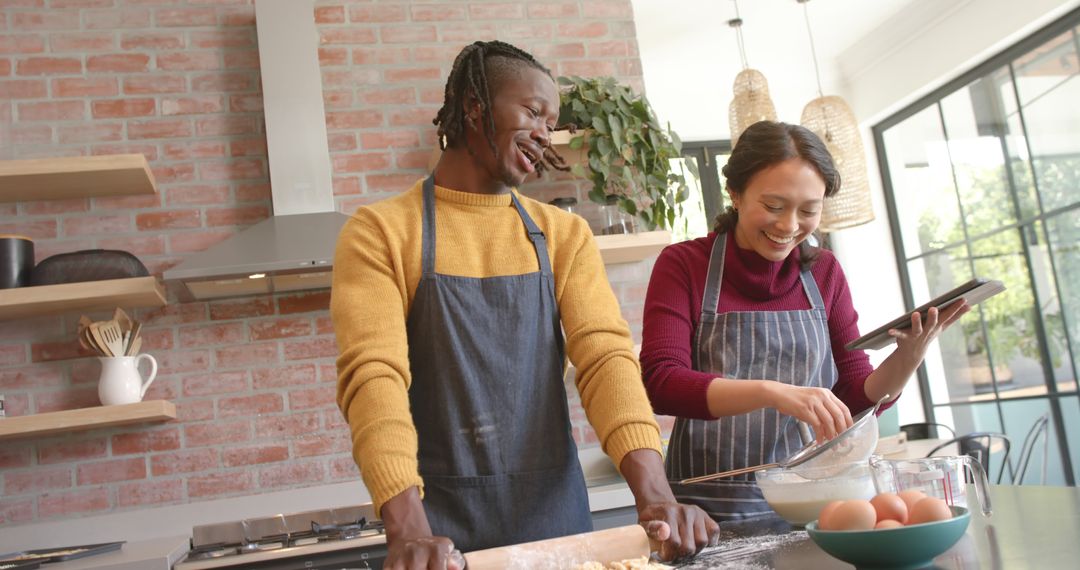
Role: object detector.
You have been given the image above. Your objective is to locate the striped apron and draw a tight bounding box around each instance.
[665,233,839,521]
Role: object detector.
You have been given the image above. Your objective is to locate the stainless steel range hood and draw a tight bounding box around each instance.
[164,0,347,300]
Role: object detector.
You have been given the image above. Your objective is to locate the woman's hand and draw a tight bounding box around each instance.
[888,301,970,367]
[768,384,853,442]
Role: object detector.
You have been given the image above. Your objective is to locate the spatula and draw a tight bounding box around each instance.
[97,320,126,358]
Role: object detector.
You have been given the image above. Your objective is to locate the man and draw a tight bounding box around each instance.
[332,40,718,569]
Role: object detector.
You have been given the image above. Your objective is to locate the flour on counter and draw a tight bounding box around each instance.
[674,530,807,570]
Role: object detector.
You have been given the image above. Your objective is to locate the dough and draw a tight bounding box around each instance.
[573,557,673,570]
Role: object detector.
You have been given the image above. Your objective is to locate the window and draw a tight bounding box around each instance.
[874,8,1080,485]
[672,141,731,241]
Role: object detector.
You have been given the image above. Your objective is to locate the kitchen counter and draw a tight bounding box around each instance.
[13,536,189,570]
[673,484,1080,568]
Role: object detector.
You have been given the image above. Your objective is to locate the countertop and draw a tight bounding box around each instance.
[673,484,1080,569]
[8,536,189,570]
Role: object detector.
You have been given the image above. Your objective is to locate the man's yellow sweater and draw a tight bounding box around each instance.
[331,178,662,515]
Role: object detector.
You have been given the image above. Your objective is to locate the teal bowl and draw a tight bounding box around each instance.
[806,506,970,570]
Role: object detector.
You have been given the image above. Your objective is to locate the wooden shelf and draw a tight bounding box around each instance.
[0,276,166,321]
[0,154,157,202]
[0,400,176,441]
[595,230,671,264]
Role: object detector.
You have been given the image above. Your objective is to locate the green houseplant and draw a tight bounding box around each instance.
[557,75,695,231]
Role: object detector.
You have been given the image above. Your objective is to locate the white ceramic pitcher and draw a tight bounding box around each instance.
[97,354,158,406]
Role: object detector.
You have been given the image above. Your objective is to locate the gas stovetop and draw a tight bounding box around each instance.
[173,505,387,570]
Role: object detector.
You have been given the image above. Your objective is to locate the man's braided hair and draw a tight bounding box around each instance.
[433,40,570,176]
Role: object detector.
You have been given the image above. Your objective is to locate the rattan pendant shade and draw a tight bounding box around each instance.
[801,96,874,232]
[730,68,778,145]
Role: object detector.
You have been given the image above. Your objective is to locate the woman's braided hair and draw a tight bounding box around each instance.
[433,40,570,176]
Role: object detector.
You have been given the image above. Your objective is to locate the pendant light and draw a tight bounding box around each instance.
[728,0,777,145]
[797,0,874,232]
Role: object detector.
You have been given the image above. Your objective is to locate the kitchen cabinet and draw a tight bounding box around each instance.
[0,399,176,441]
[0,153,157,202]
[0,153,167,320]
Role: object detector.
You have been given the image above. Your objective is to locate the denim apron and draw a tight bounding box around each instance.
[665,233,838,521]
[405,175,592,551]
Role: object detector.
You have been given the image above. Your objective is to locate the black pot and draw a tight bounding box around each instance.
[0,235,35,289]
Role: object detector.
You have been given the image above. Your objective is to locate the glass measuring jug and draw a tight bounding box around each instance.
[869,455,993,516]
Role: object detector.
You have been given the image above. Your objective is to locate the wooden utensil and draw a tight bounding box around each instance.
[125,321,142,356]
[97,320,126,357]
[88,322,114,357]
[126,335,142,357]
[77,315,94,351]
[464,525,650,570]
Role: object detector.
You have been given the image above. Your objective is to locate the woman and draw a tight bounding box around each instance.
[640,121,968,521]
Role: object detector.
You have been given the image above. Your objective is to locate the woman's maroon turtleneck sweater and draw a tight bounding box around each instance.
[640,231,881,420]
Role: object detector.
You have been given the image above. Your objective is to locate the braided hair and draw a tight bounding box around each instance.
[433,40,570,176]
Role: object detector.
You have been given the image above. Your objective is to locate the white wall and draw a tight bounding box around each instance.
[633,0,1080,424]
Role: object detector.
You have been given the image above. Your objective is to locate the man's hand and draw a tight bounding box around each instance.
[620,449,719,561]
[381,487,465,570]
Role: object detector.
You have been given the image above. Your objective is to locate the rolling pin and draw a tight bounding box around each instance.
[464,525,651,569]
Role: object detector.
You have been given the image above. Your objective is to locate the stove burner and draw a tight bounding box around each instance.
[186,545,236,561]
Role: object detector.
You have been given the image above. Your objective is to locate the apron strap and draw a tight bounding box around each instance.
[799,266,827,310]
[421,175,437,276]
[700,233,727,317]
[510,192,553,277]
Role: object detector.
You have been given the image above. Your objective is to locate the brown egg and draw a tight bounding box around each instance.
[897,489,928,513]
[829,499,877,531]
[870,492,909,524]
[817,500,845,530]
[875,519,904,529]
[908,497,953,525]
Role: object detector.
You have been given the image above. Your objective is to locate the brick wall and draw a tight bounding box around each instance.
[0,0,663,527]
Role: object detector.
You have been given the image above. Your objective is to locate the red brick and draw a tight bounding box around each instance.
[30,340,85,363]
[438,23,498,43]
[0,498,33,524]
[185,419,252,447]
[112,429,182,455]
[327,133,357,152]
[533,42,586,59]
[84,9,150,29]
[289,386,335,410]
[117,479,183,507]
[323,90,353,109]
[53,76,118,97]
[51,0,115,7]
[322,68,381,88]
[360,130,420,150]
[2,394,29,417]
[158,51,220,71]
[77,457,147,485]
[394,149,431,170]
[236,182,270,202]
[384,67,441,82]
[469,3,524,19]
[163,141,226,160]
[150,162,197,184]
[259,460,326,488]
[0,220,57,240]
[319,46,348,66]
[254,411,320,438]
[325,109,383,130]
[157,350,212,375]
[331,152,390,174]
[180,371,247,399]
[410,4,467,21]
[91,98,155,118]
[50,32,116,52]
[351,46,411,65]
[133,209,199,231]
[283,337,337,361]
[0,345,28,367]
[199,158,265,181]
[166,184,229,206]
[319,28,377,45]
[190,30,254,49]
[162,95,225,116]
[14,11,79,30]
[176,399,215,423]
[557,22,609,38]
[121,32,186,50]
[129,118,193,139]
[348,4,407,22]
[209,297,274,320]
[315,316,334,335]
[156,7,217,27]
[332,177,360,197]
[58,123,123,144]
[124,74,186,94]
[139,328,176,352]
[500,23,552,40]
[248,317,311,341]
[293,431,350,458]
[0,445,32,469]
[229,137,265,156]
[10,124,54,145]
[195,115,257,136]
[62,213,131,237]
[379,25,436,44]
[223,444,289,467]
[215,342,278,369]
[224,50,258,70]
[0,35,46,55]
[560,60,618,77]
[192,72,255,92]
[583,0,634,18]
[151,448,219,476]
[412,45,466,63]
[87,53,150,73]
[18,100,85,121]
[365,173,425,193]
[187,470,254,498]
[252,363,317,389]
[37,438,108,464]
[39,488,110,518]
[588,40,631,58]
[219,393,283,417]
[220,6,255,27]
[277,291,331,314]
[5,466,73,494]
[205,204,269,226]
[168,229,234,253]
[528,2,580,18]
[314,5,345,24]
[389,107,438,127]
[228,93,262,113]
[358,87,414,106]
[0,59,10,76]
[137,303,207,326]
[33,386,99,412]
[97,234,166,256]
[329,456,359,480]
[179,322,245,348]
[0,79,46,99]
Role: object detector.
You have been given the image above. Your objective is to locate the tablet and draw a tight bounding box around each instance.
[845,278,1006,352]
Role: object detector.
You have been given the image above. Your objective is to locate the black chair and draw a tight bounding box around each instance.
[927,432,1012,484]
[900,422,957,441]
[1014,413,1051,485]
